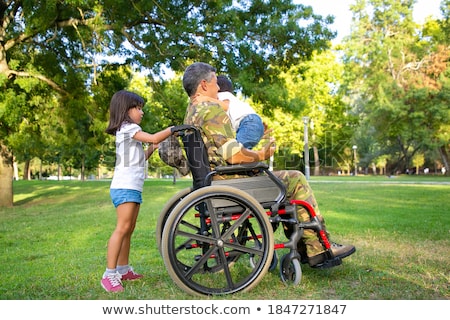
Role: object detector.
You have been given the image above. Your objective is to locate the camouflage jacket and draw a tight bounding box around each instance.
[184,101,243,170]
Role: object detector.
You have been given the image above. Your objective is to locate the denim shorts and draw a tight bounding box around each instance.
[236,114,265,149]
[110,189,142,208]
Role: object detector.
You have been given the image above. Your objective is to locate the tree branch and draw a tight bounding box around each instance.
[7,69,69,96]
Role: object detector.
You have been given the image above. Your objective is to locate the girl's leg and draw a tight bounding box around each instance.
[106,202,139,269]
[117,203,140,266]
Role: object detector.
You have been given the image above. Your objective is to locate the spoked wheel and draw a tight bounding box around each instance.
[279,254,302,285]
[160,185,274,296]
[156,187,192,253]
[250,251,278,272]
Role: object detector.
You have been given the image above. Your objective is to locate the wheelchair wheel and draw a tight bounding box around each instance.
[160,185,274,296]
[279,254,302,285]
[156,187,192,253]
[250,251,278,272]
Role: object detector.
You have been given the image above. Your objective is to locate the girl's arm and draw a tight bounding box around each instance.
[144,143,158,160]
[134,127,173,144]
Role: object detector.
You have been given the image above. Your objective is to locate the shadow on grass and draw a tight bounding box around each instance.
[12,180,110,207]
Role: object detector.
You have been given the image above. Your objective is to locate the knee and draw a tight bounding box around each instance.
[114,222,133,236]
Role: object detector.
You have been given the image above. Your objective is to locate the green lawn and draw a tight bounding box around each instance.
[0,175,449,300]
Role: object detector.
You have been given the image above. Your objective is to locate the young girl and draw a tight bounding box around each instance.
[102,90,173,292]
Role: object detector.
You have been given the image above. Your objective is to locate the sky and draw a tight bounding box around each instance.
[295,0,443,43]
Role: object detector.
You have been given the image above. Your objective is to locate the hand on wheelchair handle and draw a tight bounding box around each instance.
[171,125,195,136]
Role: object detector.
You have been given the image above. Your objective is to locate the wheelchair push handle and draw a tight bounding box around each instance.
[171,124,197,136]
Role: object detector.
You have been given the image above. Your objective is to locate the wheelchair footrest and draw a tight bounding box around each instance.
[311,256,342,269]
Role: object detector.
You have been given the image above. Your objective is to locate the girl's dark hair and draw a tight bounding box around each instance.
[105,90,145,135]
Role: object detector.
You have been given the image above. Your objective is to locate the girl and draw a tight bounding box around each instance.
[102,90,173,292]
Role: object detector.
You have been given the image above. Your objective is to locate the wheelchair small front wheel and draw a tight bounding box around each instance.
[279,254,302,285]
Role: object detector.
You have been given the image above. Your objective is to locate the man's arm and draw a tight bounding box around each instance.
[226,139,275,164]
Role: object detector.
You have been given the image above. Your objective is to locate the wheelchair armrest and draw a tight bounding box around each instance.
[214,162,269,175]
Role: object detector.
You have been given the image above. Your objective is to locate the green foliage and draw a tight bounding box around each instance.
[0,0,335,187]
[342,0,449,173]
[269,50,356,172]
[142,75,188,131]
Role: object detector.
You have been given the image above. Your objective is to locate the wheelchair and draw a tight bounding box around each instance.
[156,126,343,296]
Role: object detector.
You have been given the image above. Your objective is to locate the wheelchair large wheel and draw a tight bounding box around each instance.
[160,185,274,296]
[156,187,192,253]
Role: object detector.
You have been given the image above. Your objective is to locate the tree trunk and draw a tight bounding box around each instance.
[13,161,19,180]
[439,146,449,174]
[0,147,14,207]
[313,145,320,176]
[23,159,31,180]
[172,168,177,185]
[57,163,61,180]
[81,155,85,181]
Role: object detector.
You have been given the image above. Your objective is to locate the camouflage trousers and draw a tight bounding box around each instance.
[273,170,328,257]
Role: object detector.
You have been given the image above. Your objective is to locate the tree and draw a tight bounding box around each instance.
[0,0,336,206]
[412,152,425,174]
[342,0,449,174]
[285,50,356,175]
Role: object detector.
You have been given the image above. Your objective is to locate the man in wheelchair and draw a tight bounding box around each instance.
[180,62,355,268]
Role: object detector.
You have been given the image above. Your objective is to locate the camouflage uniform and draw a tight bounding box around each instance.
[184,101,327,258]
[273,170,327,256]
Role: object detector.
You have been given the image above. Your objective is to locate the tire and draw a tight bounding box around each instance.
[161,185,274,296]
[279,254,302,286]
[156,187,192,253]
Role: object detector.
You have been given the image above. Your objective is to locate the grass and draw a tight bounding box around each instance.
[0,175,449,300]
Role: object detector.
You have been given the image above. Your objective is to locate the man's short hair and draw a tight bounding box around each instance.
[183,62,216,97]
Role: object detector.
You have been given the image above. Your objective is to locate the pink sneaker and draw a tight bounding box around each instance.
[120,267,143,281]
[101,273,123,292]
